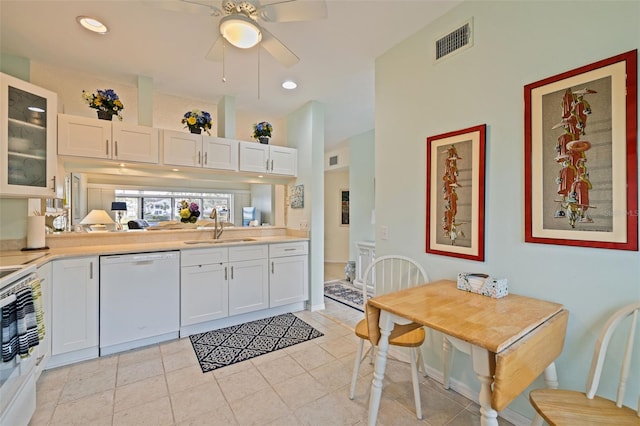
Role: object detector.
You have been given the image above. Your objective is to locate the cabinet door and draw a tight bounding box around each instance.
[112,122,159,163]
[181,263,229,326]
[162,130,202,167]
[228,258,269,315]
[239,141,269,173]
[270,255,308,308]
[1,72,59,197]
[269,145,298,176]
[57,113,111,159]
[51,257,98,355]
[202,136,238,171]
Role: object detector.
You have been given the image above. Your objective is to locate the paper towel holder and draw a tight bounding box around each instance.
[22,215,49,251]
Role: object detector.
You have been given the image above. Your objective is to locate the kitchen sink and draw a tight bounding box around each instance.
[183,238,257,245]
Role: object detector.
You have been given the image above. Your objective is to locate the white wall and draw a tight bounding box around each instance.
[287,101,325,311]
[30,62,288,146]
[349,130,375,261]
[376,0,639,421]
[324,169,349,263]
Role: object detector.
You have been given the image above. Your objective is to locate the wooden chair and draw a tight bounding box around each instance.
[348,255,429,419]
[529,302,640,425]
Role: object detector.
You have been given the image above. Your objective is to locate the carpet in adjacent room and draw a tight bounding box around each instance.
[324,279,367,312]
[189,313,323,373]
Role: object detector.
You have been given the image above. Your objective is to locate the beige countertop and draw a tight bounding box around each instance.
[0,227,308,269]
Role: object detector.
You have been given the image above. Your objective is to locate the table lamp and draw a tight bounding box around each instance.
[80,209,115,232]
[111,202,127,231]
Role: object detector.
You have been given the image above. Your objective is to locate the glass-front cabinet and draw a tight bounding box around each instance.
[1,72,60,197]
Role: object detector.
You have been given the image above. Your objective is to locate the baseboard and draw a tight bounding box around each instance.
[309,301,326,312]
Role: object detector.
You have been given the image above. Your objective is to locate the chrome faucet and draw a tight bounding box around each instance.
[210,208,223,239]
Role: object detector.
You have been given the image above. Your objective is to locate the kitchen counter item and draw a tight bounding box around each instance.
[99,251,180,355]
[26,216,46,249]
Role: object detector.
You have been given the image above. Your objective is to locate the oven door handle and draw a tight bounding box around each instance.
[0,293,17,309]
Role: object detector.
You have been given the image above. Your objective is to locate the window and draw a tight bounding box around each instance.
[115,190,234,226]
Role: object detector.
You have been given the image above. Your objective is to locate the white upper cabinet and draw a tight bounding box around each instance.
[162,130,238,171]
[203,136,238,171]
[57,113,159,164]
[1,72,60,197]
[239,141,297,176]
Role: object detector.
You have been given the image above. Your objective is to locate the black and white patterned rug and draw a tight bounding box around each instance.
[189,313,323,373]
[324,280,367,312]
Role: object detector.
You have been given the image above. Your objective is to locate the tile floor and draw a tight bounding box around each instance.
[29,263,514,426]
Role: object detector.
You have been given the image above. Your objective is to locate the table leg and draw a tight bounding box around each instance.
[542,362,559,389]
[471,346,499,426]
[368,311,393,426]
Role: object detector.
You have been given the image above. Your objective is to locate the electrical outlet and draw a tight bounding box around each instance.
[381,225,388,240]
[300,221,309,231]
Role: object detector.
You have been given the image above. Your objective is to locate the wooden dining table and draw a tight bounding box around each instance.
[366,280,568,426]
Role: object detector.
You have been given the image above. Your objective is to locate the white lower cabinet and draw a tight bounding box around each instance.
[228,245,269,316]
[269,242,309,308]
[50,257,98,364]
[181,247,229,326]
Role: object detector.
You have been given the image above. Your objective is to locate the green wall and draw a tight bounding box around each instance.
[375,0,639,421]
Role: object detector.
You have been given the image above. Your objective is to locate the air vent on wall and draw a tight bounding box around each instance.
[329,155,338,166]
[434,18,473,62]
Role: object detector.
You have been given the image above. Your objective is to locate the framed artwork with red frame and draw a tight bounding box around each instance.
[426,124,486,261]
[524,50,638,251]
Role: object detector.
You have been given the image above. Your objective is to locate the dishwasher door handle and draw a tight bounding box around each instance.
[133,260,155,266]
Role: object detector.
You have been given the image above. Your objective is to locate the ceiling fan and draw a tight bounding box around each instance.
[163,0,328,68]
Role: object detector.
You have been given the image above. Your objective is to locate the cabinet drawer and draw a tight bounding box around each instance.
[269,242,308,257]
[181,247,228,267]
[229,244,268,262]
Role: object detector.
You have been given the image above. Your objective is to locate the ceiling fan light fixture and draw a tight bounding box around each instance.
[220,14,261,49]
[76,16,109,35]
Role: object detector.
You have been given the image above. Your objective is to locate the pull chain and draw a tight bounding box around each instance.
[222,40,227,83]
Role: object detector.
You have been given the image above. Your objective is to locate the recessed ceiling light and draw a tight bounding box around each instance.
[172,168,180,172]
[282,80,297,90]
[76,16,109,34]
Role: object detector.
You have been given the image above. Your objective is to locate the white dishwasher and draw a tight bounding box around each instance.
[99,251,180,356]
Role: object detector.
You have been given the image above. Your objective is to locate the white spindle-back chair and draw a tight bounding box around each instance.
[529,302,640,425]
[348,255,429,419]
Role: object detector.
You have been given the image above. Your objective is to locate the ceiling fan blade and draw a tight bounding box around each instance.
[260,27,299,67]
[259,0,327,22]
[205,37,224,61]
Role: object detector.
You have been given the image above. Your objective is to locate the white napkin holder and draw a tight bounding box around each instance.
[457,273,508,299]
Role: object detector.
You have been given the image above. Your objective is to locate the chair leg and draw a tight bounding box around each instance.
[410,348,423,420]
[443,337,454,389]
[416,346,428,377]
[349,338,365,399]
